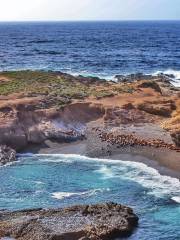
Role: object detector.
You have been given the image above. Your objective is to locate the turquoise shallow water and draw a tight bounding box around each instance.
[0,154,180,239]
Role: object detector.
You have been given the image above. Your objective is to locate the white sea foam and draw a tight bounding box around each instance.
[52,192,77,199]
[171,196,180,203]
[18,153,180,203]
[95,165,117,178]
[153,69,180,80]
[0,160,20,168]
[66,69,180,86]
[22,179,44,185]
[16,153,34,157]
[52,188,110,200]
[95,161,180,202]
[152,69,180,87]
[35,154,90,163]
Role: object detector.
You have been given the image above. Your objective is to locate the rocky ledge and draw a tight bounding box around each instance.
[0,203,138,240]
[0,145,16,166]
[0,70,179,161]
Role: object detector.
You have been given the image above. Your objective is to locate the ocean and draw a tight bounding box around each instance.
[0,21,180,239]
[1,154,180,239]
[0,21,180,85]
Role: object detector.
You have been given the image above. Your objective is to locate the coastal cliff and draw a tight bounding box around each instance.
[0,71,179,239]
[0,71,179,167]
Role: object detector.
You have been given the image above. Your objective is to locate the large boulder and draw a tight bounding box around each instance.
[0,145,16,165]
[0,202,138,240]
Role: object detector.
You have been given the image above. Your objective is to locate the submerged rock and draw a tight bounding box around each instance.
[0,145,16,165]
[0,202,138,240]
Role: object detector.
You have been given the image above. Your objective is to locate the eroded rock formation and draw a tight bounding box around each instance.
[0,203,138,240]
[0,71,179,151]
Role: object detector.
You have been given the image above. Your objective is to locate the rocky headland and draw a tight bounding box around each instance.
[0,70,180,239]
[0,71,179,169]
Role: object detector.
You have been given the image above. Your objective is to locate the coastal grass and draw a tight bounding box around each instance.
[0,71,90,98]
[0,70,135,108]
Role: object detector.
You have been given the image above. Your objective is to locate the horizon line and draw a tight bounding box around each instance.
[0,19,180,23]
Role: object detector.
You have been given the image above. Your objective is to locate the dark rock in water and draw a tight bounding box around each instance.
[115,73,174,84]
[115,73,154,83]
[0,145,16,165]
[156,73,174,83]
[156,72,175,79]
[164,74,175,79]
[0,202,138,240]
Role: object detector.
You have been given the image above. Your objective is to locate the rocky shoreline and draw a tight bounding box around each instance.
[0,71,179,153]
[0,203,138,240]
[0,71,180,167]
[0,71,180,239]
[97,129,180,151]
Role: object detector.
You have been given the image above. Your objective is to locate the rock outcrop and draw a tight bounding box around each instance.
[0,102,104,151]
[0,145,16,165]
[97,130,180,152]
[0,202,138,240]
[137,81,162,94]
[137,100,176,118]
[115,72,173,84]
[0,71,179,150]
[115,73,155,82]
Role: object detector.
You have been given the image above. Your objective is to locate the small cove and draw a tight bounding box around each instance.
[0,154,180,239]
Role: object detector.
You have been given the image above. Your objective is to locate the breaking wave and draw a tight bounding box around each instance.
[52,188,110,200]
[152,69,180,87]
[17,153,180,203]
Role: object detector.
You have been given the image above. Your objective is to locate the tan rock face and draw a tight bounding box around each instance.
[137,100,176,118]
[162,99,180,147]
[0,101,105,150]
[0,203,138,240]
[104,106,159,126]
[137,80,162,94]
[0,71,179,150]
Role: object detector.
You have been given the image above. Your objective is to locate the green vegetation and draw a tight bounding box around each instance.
[0,71,90,97]
[0,70,135,109]
[92,90,115,99]
[112,84,134,94]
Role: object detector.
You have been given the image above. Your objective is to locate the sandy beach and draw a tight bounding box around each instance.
[23,135,180,180]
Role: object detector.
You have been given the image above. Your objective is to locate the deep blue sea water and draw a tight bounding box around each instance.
[0,21,180,85]
[0,154,180,240]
